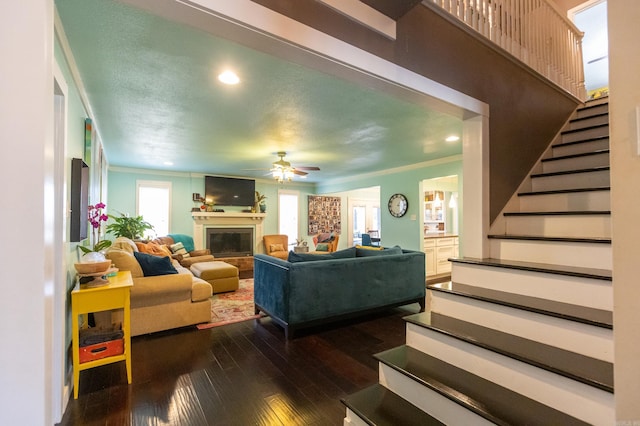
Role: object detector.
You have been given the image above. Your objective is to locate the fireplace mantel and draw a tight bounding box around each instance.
[191,212,266,253]
[191,212,266,222]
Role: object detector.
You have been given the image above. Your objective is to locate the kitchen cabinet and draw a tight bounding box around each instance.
[424,235,458,277]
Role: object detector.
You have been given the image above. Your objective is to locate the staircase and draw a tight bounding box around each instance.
[342,99,613,425]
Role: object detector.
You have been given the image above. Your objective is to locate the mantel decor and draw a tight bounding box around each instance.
[307,195,341,235]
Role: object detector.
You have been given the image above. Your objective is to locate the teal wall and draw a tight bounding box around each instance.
[107,168,316,240]
[318,159,463,252]
[55,39,95,375]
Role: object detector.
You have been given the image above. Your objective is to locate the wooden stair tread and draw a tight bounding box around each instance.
[341,383,445,426]
[450,257,611,280]
[530,166,609,178]
[405,312,613,392]
[428,281,612,329]
[487,234,611,244]
[503,210,610,216]
[561,123,608,135]
[568,112,609,123]
[375,345,590,426]
[552,135,609,148]
[541,149,609,162]
[518,187,610,196]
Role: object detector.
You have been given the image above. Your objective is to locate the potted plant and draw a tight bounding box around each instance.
[78,202,112,255]
[106,212,155,240]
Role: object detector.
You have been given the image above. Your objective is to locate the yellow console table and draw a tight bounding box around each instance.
[71,270,133,399]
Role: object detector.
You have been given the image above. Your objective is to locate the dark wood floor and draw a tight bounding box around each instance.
[58,304,420,425]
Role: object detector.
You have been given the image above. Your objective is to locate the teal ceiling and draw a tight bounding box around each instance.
[56,0,463,182]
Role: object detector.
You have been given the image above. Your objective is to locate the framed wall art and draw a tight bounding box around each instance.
[308,195,341,235]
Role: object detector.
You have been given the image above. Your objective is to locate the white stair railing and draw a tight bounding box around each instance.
[426,0,586,100]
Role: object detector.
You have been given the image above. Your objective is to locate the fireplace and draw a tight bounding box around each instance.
[206,227,253,258]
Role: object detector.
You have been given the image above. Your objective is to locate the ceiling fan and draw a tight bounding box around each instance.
[268,151,320,183]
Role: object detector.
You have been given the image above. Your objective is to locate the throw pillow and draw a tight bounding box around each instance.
[356,245,403,257]
[111,237,137,253]
[133,251,178,276]
[355,244,383,251]
[135,241,173,257]
[315,243,329,252]
[287,251,334,262]
[105,249,144,278]
[329,246,356,259]
[270,243,285,252]
[170,242,191,258]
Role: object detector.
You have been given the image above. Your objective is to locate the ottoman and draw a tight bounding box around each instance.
[190,261,239,294]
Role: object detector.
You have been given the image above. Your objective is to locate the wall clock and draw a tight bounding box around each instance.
[388,193,408,218]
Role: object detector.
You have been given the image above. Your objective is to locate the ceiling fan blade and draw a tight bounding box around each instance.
[293,169,308,176]
[295,166,320,171]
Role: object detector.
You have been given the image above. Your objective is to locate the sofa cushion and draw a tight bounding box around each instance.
[106,249,144,278]
[356,245,403,257]
[133,251,178,276]
[287,246,356,263]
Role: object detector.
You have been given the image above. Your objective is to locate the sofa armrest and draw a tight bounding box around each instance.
[189,249,210,257]
[253,255,291,319]
[130,272,193,307]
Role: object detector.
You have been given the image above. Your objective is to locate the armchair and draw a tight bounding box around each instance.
[312,233,340,253]
[263,234,289,260]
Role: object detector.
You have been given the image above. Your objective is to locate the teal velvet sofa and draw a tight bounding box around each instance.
[253,247,426,339]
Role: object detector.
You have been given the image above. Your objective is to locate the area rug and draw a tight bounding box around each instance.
[197,278,263,330]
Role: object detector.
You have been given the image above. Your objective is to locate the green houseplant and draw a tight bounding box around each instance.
[106,212,155,240]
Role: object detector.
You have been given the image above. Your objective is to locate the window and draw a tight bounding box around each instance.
[137,180,171,238]
[278,190,299,245]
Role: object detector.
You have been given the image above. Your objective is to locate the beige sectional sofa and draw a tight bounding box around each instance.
[104,238,212,336]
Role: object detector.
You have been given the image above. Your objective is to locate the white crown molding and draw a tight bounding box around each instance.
[317,0,396,40]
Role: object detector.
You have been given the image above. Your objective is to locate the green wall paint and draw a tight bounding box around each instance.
[107,168,316,241]
[318,160,463,252]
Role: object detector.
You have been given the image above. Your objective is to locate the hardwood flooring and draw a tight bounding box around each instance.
[58,304,420,425]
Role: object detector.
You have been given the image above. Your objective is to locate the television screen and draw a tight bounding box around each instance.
[204,176,255,207]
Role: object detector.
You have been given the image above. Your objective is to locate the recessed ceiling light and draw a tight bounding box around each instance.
[445,135,460,142]
[218,70,240,85]
[163,161,174,166]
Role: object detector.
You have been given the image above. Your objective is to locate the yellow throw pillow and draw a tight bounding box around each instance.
[355,244,383,251]
[270,243,285,252]
[106,248,144,278]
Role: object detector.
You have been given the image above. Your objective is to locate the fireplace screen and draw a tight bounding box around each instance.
[206,227,253,258]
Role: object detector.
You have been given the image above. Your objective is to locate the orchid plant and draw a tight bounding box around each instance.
[78,202,112,254]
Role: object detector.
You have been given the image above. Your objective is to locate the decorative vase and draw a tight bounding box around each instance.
[260,203,266,213]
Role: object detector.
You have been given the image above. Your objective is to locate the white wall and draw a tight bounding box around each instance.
[609,0,640,421]
[0,1,54,425]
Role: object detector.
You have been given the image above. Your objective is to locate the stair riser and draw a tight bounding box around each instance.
[489,238,612,269]
[405,326,615,426]
[561,125,608,143]
[344,409,370,426]
[531,170,609,191]
[575,104,608,119]
[378,364,495,426]
[427,293,613,361]
[504,215,611,239]
[542,153,609,173]
[553,138,609,156]
[518,190,610,212]
[451,263,613,310]
[566,114,609,131]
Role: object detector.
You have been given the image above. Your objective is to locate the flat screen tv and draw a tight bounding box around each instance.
[204,176,255,207]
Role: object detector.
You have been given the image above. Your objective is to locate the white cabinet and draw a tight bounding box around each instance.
[425,236,458,277]
[423,239,436,276]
